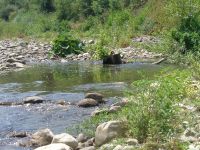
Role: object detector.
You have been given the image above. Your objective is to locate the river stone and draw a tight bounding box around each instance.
[85,93,104,103]
[99,144,115,150]
[113,145,123,150]
[77,133,88,143]
[84,137,95,147]
[31,128,54,147]
[7,58,17,63]
[111,98,129,107]
[34,143,72,150]
[23,96,44,104]
[95,121,127,146]
[77,98,98,107]
[91,108,109,116]
[126,138,138,145]
[52,133,78,149]
[80,146,96,150]
[9,131,28,138]
[109,106,121,113]
[13,62,25,68]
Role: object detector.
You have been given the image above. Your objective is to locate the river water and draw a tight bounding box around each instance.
[0,61,168,150]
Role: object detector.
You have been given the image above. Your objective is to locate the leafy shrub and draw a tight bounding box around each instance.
[172,14,200,54]
[51,33,84,57]
[92,43,109,60]
[125,70,189,143]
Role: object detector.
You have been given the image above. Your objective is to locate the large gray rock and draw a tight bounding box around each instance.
[23,96,44,104]
[34,143,72,150]
[77,98,98,107]
[95,121,127,146]
[85,93,104,103]
[31,128,54,147]
[52,133,78,149]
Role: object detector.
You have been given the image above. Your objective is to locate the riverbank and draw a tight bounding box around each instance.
[0,38,163,74]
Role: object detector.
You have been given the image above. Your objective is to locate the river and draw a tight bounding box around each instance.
[0,61,168,150]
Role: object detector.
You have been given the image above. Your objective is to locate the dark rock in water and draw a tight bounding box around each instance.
[0,101,13,106]
[23,96,44,104]
[103,52,122,65]
[77,98,98,107]
[85,93,104,103]
[9,131,29,138]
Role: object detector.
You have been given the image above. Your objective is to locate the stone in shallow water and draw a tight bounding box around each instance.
[23,96,44,104]
[85,93,104,103]
[77,98,99,107]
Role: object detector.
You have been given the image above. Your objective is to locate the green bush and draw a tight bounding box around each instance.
[51,33,84,57]
[172,14,200,54]
[125,70,189,143]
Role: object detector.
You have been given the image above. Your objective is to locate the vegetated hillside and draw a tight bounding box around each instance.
[0,0,200,59]
[0,0,199,51]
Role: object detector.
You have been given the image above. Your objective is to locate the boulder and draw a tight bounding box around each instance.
[31,128,54,147]
[23,96,44,104]
[85,93,104,103]
[34,143,72,150]
[52,133,78,149]
[95,121,127,146]
[77,99,98,107]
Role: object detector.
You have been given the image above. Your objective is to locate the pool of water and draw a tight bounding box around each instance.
[0,61,170,149]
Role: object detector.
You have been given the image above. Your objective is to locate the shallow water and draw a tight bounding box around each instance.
[0,61,169,149]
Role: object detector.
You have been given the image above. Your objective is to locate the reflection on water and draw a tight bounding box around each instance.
[0,61,171,149]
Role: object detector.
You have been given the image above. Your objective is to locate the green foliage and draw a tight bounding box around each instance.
[0,5,16,21]
[126,70,189,143]
[51,33,84,57]
[172,14,200,54]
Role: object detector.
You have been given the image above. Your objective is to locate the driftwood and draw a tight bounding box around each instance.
[103,52,122,65]
[152,58,166,65]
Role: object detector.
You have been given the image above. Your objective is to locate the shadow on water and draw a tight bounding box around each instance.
[0,61,173,149]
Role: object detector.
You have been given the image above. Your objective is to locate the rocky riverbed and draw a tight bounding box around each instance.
[0,38,163,74]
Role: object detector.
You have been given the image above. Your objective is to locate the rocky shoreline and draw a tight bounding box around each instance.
[0,38,163,74]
